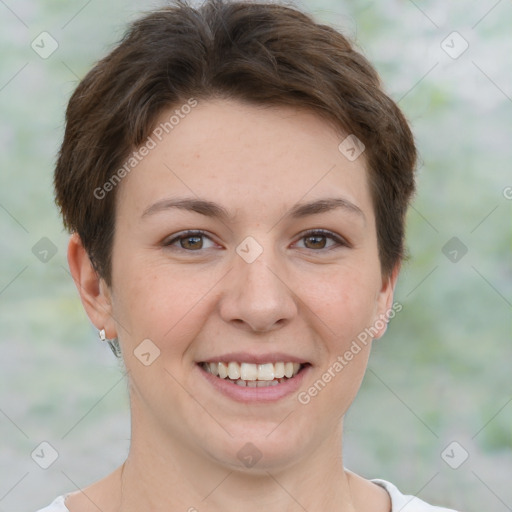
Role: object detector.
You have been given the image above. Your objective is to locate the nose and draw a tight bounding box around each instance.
[218,247,298,334]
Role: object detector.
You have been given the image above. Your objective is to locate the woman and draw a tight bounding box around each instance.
[38,0,458,510]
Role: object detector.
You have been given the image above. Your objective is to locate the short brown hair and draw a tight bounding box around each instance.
[54,0,416,285]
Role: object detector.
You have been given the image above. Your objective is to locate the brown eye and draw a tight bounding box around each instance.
[163,230,215,251]
[303,234,328,249]
[295,230,348,251]
[180,235,203,250]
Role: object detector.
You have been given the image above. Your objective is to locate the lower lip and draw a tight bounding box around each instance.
[196,363,311,403]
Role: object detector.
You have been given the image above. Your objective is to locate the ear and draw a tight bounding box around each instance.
[67,233,117,339]
[372,262,401,340]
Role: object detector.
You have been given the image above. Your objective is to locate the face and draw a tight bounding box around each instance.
[99,99,396,471]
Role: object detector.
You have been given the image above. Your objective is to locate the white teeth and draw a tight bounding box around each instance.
[234,378,280,387]
[228,361,241,380]
[284,362,294,378]
[258,363,275,381]
[202,361,304,382]
[240,363,258,381]
[218,362,228,379]
[274,362,285,378]
[208,362,219,376]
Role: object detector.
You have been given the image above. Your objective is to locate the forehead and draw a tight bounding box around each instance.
[116,99,373,223]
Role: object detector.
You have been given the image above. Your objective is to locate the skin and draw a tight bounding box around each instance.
[67,99,398,512]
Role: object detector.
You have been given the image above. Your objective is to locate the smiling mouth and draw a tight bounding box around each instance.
[199,361,309,387]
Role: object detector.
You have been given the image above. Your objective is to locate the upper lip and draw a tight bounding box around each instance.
[198,352,311,365]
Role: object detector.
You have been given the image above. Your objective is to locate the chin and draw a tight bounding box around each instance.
[199,420,314,474]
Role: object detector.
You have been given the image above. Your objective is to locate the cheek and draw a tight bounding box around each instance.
[305,264,381,344]
[111,258,219,352]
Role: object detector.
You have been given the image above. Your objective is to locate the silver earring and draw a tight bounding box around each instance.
[99,328,122,358]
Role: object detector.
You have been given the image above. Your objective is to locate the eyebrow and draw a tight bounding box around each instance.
[141,196,365,223]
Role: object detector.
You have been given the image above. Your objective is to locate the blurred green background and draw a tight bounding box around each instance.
[0,1,510,511]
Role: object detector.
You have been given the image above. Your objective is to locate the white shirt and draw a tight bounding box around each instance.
[35,479,458,511]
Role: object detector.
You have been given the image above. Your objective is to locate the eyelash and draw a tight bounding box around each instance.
[162,229,349,253]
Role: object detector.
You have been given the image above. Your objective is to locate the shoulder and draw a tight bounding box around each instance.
[371,479,459,512]
[35,480,459,512]
[34,495,69,512]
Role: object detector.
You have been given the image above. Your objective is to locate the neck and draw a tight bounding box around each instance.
[118,418,355,512]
